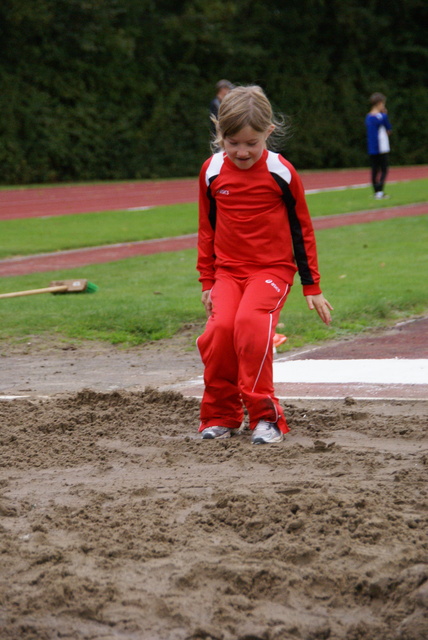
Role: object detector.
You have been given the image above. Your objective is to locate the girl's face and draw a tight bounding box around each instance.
[223,125,274,169]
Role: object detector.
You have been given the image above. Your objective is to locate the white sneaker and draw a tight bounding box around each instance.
[201,426,231,440]
[374,192,390,200]
[251,420,284,444]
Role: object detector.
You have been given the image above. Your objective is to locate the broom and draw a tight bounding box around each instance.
[0,279,99,299]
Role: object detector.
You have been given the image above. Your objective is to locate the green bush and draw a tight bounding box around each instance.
[0,0,426,184]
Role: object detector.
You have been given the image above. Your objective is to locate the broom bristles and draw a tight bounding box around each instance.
[85,282,99,293]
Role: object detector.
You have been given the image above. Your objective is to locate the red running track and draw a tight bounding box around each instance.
[0,165,426,221]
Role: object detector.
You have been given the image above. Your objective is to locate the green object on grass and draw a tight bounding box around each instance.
[86,281,98,293]
[0,279,99,299]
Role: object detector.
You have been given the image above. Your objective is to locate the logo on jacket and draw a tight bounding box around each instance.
[216,189,230,195]
[265,279,280,292]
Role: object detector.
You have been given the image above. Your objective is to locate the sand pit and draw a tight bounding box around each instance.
[1,386,427,640]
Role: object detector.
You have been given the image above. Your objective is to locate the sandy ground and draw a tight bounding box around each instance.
[1,325,428,640]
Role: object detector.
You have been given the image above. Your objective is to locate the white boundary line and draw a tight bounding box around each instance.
[304,178,408,195]
[272,359,428,385]
[0,395,50,401]
[276,396,428,401]
[183,394,426,402]
[305,183,369,194]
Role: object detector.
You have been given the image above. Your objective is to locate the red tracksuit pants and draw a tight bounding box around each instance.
[197,269,290,434]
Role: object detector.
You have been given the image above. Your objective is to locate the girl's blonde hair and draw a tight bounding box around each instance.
[211,85,288,152]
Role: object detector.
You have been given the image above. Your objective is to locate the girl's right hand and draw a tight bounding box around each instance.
[201,290,213,317]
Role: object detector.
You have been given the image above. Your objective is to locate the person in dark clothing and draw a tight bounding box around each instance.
[365,92,392,199]
[209,79,234,139]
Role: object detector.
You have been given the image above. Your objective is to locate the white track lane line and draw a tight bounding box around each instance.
[272,359,427,385]
[181,358,428,388]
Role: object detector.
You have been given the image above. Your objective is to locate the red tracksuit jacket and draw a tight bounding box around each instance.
[197,148,322,295]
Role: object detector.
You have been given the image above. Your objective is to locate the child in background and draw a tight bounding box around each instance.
[196,85,332,444]
[365,92,392,199]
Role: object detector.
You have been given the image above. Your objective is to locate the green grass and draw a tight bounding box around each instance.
[306,178,427,217]
[279,215,428,349]
[0,216,427,349]
[1,179,426,259]
[0,204,198,260]
[0,250,202,346]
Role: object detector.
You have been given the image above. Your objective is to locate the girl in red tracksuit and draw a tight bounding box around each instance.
[196,85,332,444]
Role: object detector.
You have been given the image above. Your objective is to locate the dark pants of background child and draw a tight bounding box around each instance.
[370,153,389,194]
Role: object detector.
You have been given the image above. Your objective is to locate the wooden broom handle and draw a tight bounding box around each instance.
[0,286,68,299]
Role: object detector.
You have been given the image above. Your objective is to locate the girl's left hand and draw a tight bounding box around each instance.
[305,294,333,325]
